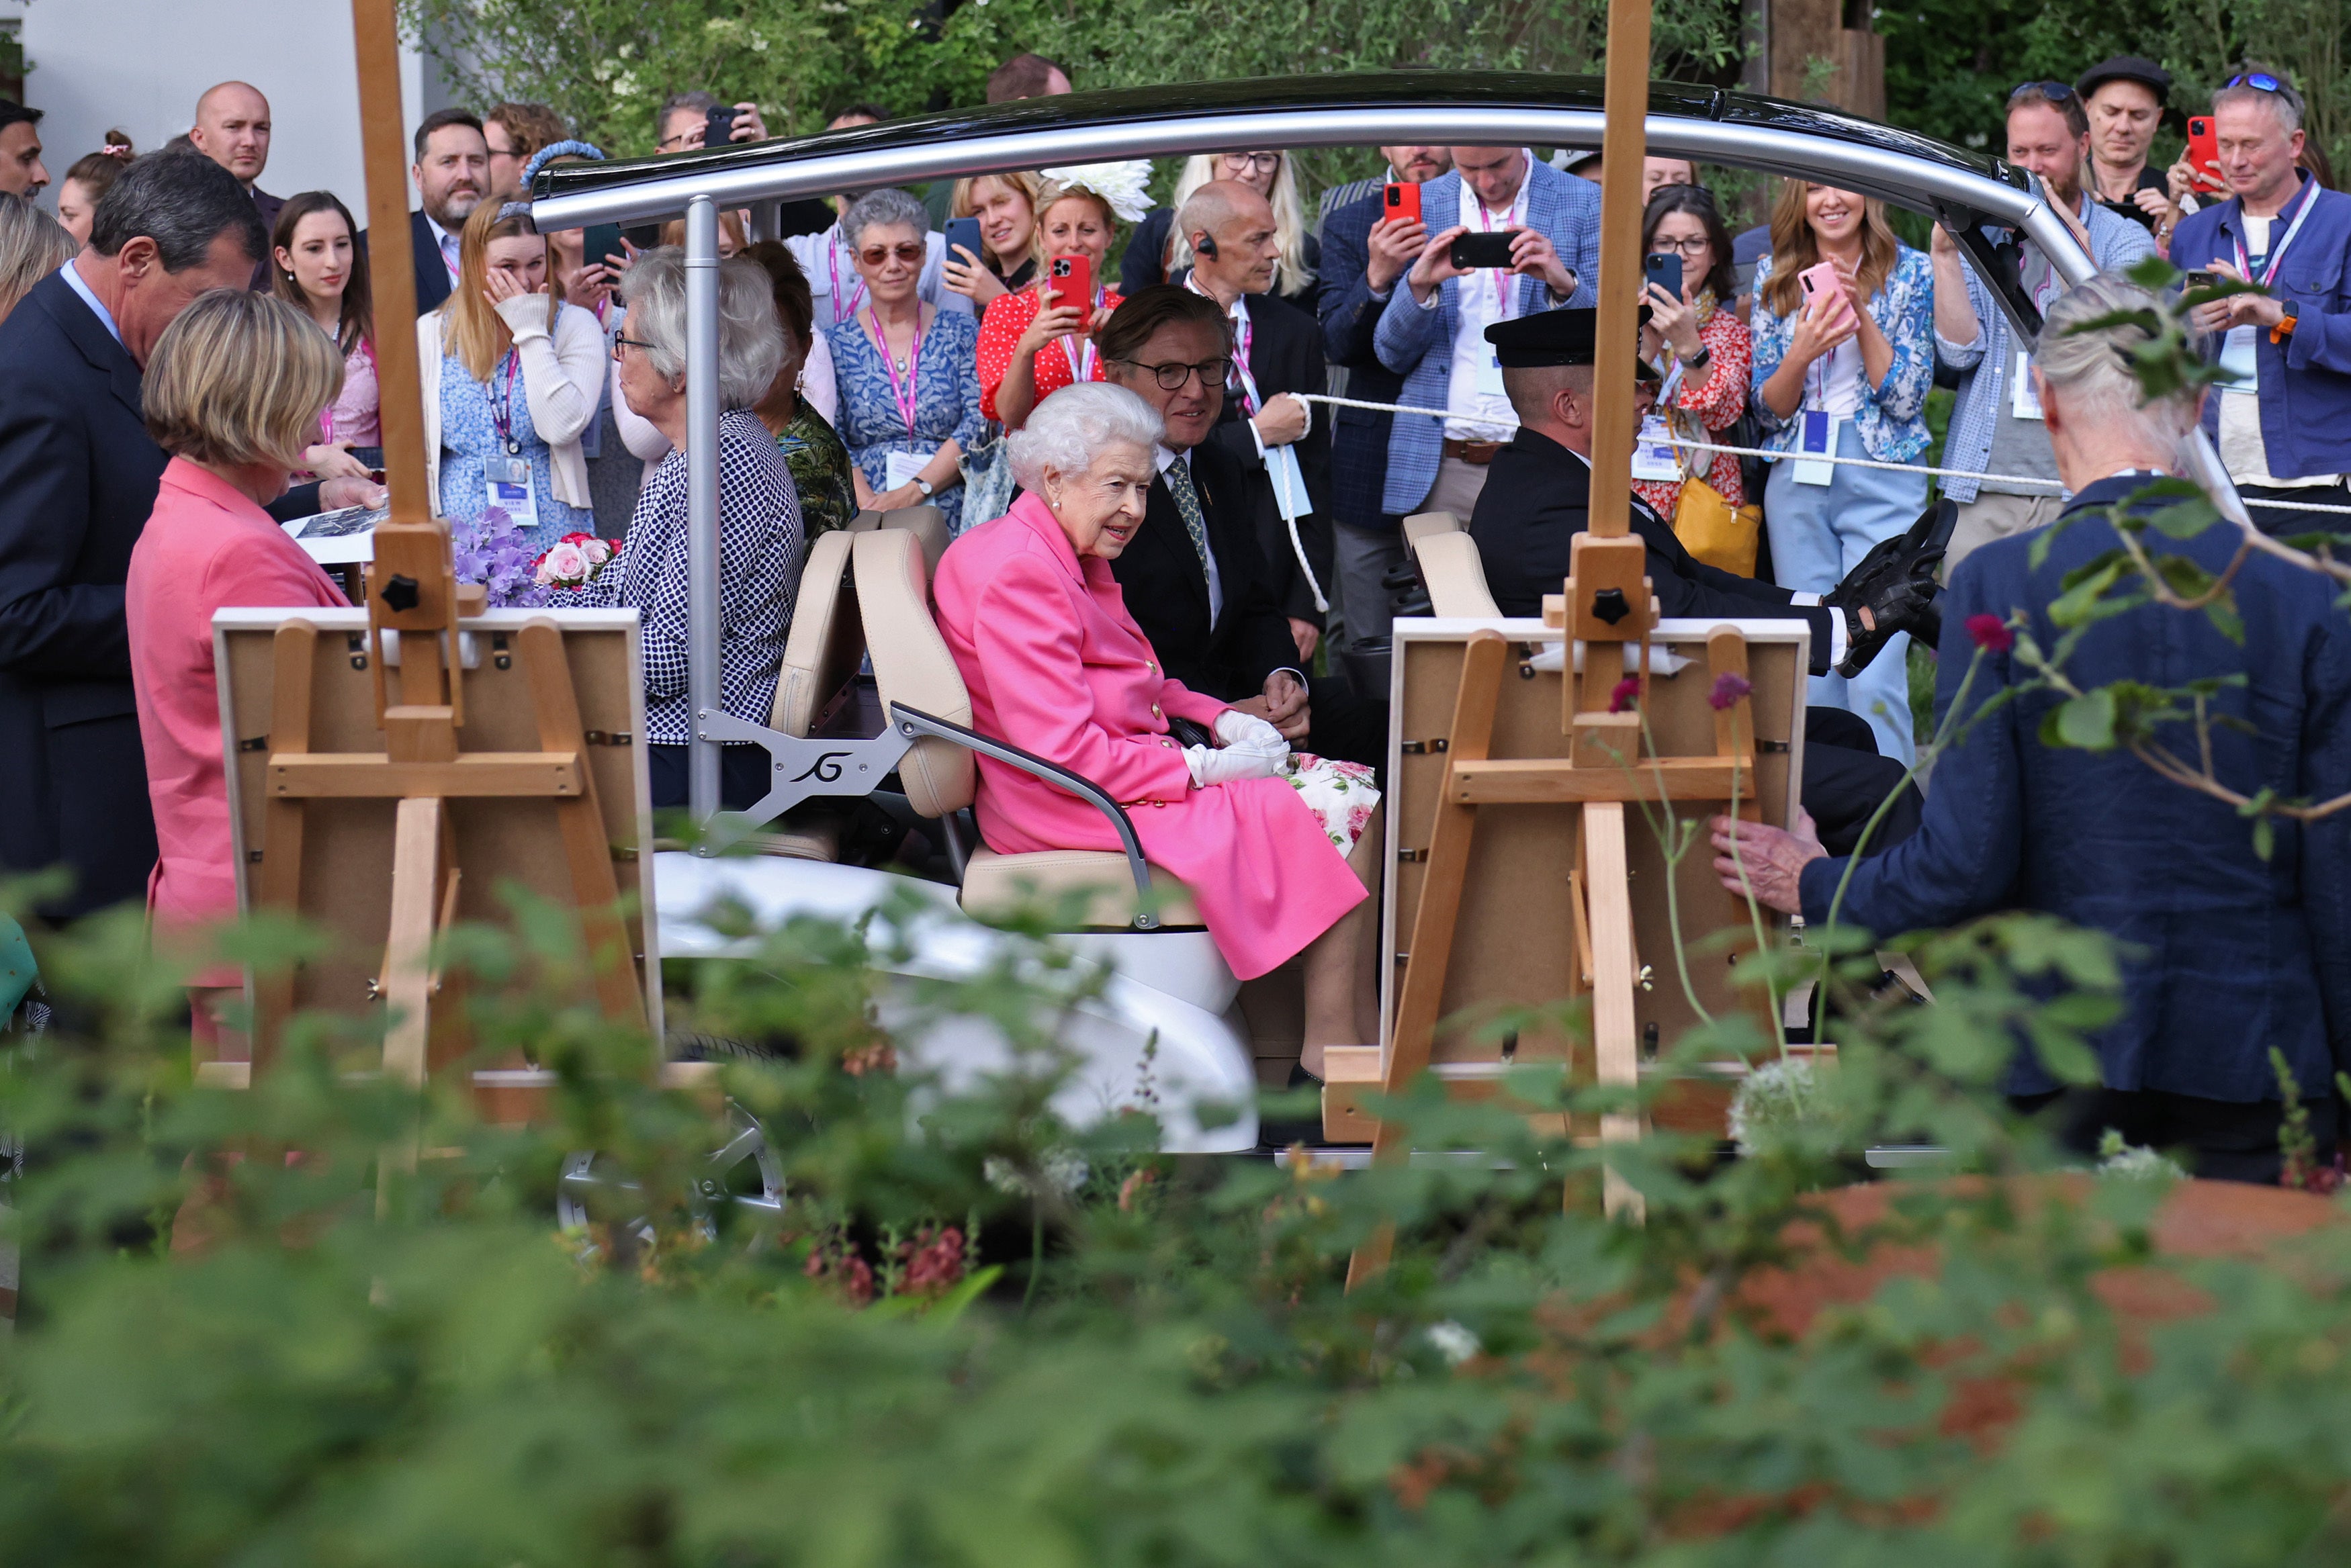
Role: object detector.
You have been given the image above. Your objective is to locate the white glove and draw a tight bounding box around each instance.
[1213,708,1290,758]
[1186,743,1284,787]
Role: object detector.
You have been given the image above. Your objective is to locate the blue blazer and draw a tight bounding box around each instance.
[1798,475,2351,1102]
[1317,187,1408,533]
[1371,160,1599,516]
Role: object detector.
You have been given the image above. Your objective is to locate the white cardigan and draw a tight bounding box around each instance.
[416,294,607,511]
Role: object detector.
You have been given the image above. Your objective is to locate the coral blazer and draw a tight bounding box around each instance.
[933,493,1366,979]
[128,459,349,948]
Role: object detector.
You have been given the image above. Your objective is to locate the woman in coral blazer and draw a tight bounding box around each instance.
[128,291,351,1046]
[932,383,1382,1074]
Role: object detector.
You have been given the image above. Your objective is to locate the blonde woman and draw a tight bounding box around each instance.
[975,161,1150,430]
[418,200,605,587]
[126,290,349,1037]
[1121,150,1319,305]
[941,169,1041,308]
[0,191,74,328]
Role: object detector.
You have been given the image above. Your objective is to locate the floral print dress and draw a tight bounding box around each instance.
[828,306,987,534]
[1280,755,1380,856]
[439,346,594,604]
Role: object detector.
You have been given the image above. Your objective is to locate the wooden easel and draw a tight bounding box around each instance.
[1343,0,1769,1285]
[242,0,650,1084]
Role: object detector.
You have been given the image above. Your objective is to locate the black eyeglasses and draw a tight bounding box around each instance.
[611,334,655,361]
[2011,80,2076,100]
[1116,356,1233,391]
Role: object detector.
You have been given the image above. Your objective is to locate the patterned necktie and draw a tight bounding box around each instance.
[1162,454,1214,588]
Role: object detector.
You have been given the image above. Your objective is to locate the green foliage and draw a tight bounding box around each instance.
[8,882,2351,1563]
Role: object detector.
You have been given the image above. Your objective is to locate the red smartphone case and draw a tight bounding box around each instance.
[1049,254,1093,312]
[1384,182,1421,224]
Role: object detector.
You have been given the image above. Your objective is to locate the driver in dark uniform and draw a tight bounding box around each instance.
[1466,306,1943,853]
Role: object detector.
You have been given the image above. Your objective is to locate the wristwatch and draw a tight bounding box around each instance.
[914,475,936,498]
[2272,300,2300,344]
[1685,345,1712,371]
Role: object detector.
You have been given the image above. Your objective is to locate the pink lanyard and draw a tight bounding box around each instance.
[828,232,868,326]
[864,308,924,435]
[1475,170,1529,318]
[486,349,521,454]
[1056,287,1102,385]
[1184,277,1260,414]
[2232,177,2319,287]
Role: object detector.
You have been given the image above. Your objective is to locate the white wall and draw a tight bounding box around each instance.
[4,0,439,219]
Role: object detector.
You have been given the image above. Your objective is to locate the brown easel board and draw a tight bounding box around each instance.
[214,606,661,1061]
[1341,614,1807,1112]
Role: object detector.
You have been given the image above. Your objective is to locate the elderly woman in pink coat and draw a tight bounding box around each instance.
[934,381,1382,1076]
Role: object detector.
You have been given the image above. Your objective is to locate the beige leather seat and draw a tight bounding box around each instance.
[744,528,862,862]
[850,526,1205,929]
[1402,509,1464,551]
[1414,531,1504,618]
[850,504,950,580]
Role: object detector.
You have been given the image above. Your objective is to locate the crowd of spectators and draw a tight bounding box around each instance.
[1,50,2348,1166]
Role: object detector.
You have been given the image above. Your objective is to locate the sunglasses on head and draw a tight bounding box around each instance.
[859,242,926,266]
[2227,71,2288,93]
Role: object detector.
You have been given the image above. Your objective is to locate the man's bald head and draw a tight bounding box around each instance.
[191,81,271,189]
[1176,179,1270,246]
[1177,178,1280,300]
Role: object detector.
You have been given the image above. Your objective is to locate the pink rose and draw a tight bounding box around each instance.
[539,541,590,585]
[582,538,613,567]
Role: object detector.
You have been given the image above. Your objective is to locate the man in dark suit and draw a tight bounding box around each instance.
[1470,308,1935,854]
[187,81,282,289]
[1714,274,2351,1180]
[1318,152,1449,653]
[0,149,378,919]
[403,109,490,315]
[1098,287,1383,768]
[1173,180,1333,654]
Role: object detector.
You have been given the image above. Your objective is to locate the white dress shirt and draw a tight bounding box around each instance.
[1440,153,1532,442]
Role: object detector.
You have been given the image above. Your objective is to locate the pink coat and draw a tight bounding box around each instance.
[932,493,1365,980]
[128,459,349,948]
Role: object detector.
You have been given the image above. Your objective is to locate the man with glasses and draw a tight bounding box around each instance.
[1928,81,2154,572]
[483,103,568,203]
[1096,287,1384,768]
[2172,69,2351,537]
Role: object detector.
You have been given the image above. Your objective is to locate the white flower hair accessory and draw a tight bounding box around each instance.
[1036,159,1155,224]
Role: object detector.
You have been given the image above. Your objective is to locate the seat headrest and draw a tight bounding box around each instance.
[851,527,975,818]
[770,529,860,737]
[876,504,950,579]
[1403,510,1466,553]
[1416,531,1503,619]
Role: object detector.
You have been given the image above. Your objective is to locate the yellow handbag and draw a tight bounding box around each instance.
[1673,475,1761,578]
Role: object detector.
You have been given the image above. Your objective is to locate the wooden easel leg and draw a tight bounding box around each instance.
[1347,631,1509,1291]
[1582,801,1645,1223]
[519,620,648,1033]
[381,796,445,1090]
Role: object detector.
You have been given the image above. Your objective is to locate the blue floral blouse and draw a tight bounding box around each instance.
[825,306,987,534]
[1747,246,1935,463]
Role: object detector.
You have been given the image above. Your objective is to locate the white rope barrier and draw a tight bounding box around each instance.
[1294,392,2351,516]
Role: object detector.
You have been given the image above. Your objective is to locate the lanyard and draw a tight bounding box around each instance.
[828,231,867,326]
[2233,177,2319,287]
[1184,277,1261,414]
[1055,285,1102,385]
[1472,162,1530,320]
[864,307,924,436]
[486,349,521,454]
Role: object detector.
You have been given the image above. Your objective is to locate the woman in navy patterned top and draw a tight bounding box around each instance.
[825,189,987,533]
[597,248,804,811]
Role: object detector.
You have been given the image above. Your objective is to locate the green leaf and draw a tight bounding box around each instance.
[2252,815,2276,862]
[2043,688,2117,751]
[2048,559,2124,629]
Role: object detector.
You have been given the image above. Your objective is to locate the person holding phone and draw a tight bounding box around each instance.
[942,171,1041,309]
[2171,70,2351,537]
[976,163,1147,430]
[1633,183,1754,537]
[269,191,381,481]
[827,189,985,530]
[1750,179,1936,764]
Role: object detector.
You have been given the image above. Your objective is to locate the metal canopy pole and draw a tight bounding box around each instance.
[684,195,723,830]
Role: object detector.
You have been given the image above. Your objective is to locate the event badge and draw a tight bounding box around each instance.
[1266,444,1312,520]
[2010,350,2044,421]
[1631,414,1681,481]
[1473,341,1507,400]
[484,455,538,531]
[884,449,934,494]
[1791,411,1837,487]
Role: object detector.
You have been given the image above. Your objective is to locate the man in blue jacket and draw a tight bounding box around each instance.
[1710,275,2351,1181]
[1372,145,1598,526]
[2170,71,2351,538]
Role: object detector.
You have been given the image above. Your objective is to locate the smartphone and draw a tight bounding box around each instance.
[2098,197,2158,232]
[943,216,983,267]
[1048,253,1093,313]
[1797,259,1855,325]
[2184,269,2219,293]
[1643,251,1684,302]
[703,104,738,150]
[2186,116,2223,191]
[1383,181,1421,224]
[1448,228,1520,270]
[582,222,625,271]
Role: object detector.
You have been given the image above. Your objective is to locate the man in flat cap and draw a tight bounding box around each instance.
[1466,306,1943,851]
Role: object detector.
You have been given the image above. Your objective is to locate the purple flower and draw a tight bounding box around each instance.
[1707,672,1753,711]
[1608,676,1642,714]
[1966,613,2015,653]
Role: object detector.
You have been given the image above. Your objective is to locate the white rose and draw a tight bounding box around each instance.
[582,539,613,567]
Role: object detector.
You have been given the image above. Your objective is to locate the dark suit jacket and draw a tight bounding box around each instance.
[1468,427,1833,674]
[1107,438,1298,705]
[1316,189,1407,534]
[0,271,320,917]
[250,186,285,289]
[1801,475,2351,1103]
[1207,291,1330,625]
[410,208,453,314]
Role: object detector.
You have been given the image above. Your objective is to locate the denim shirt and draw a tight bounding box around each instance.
[1748,244,1936,463]
[2171,176,2351,481]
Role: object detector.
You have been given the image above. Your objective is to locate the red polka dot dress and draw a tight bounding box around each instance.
[977,282,1126,424]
